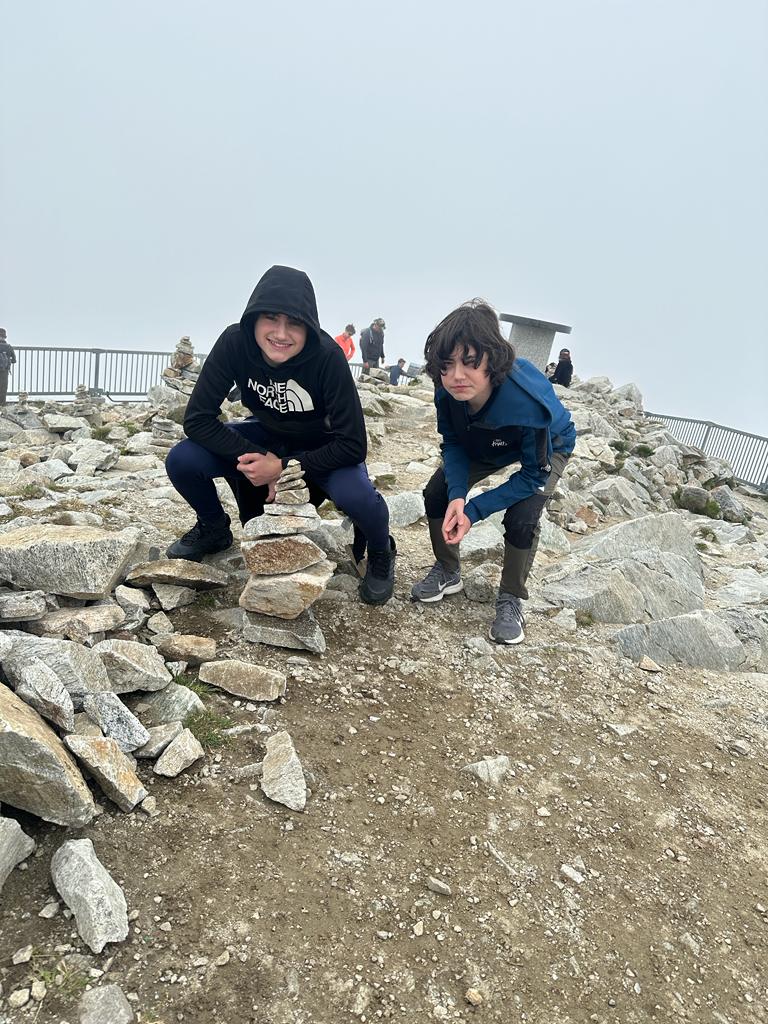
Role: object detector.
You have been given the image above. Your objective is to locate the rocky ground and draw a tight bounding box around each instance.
[0,373,766,1024]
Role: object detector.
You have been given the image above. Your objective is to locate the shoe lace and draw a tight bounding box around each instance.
[423,562,450,587]
[496,594,523,625]
[369,547,392,579]
[180,522,205,544]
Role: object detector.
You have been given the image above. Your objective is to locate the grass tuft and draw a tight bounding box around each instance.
[173,672,212,698]
[185,708,231,750]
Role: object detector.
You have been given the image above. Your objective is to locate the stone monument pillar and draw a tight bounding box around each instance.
[499,314,572,372]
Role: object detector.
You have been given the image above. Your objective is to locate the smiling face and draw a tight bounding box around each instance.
[440,345,493,412]
[254,312,308,366]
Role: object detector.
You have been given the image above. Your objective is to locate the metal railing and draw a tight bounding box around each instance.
[7,347,416,398]
[646,411,768,490]
[8,346,175,399]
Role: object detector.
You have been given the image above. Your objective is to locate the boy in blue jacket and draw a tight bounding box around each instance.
[411,300,576,644]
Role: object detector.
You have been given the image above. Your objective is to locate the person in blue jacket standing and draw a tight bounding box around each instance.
[411,300,576,644]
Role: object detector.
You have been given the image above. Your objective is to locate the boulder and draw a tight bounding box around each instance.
[385,492,426,527]
[0,816,35,894]
[576,512,703,574]
[614,611,745,671]
[0,683,96,826]
[0,588,47,621]
[153,728,204,777]
[64,735,147,811]
[2,632,111,707]
[50,839,129,953]
[78,984,135,1024]
[92,639,172,694]
[150,633,217,665]
[198,660,286,701]
[0,525,140,599]
[260,730,307,811]
[125,558,228,590]
[2,656,75,732]
[126,682,204,728]
[82,693,150,752]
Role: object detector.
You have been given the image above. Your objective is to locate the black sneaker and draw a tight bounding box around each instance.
[359,536,396,605]
[166,514,233,561]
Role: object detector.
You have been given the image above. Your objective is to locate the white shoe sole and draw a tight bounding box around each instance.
[412,580,464,604]
[488,625,525,645]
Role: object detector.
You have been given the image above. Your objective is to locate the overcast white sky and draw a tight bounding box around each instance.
[2,1,766,434]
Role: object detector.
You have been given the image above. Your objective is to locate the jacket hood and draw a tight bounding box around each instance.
[240,265,335,352]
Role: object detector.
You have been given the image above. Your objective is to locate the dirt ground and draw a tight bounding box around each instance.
[1,415,767,1024]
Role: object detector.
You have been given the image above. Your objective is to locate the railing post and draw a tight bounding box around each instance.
[92,349,102,393]
[700,422,713,454]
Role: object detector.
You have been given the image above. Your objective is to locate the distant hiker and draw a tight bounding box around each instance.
[547,348,573,388]
[334,323,356,361]
[411,300,576,645]
[389,358,408,385]
[165,266,396,605]
[360,318,386,371]
[0,329,17,407]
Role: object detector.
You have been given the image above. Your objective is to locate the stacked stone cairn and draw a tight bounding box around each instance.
[239,461,335,653]
[160,336,201,398]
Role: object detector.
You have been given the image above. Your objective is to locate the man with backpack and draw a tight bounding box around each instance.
[360,318,386,372]
[0,330,16,406]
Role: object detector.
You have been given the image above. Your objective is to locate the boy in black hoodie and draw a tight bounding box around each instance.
[165,266,395,605]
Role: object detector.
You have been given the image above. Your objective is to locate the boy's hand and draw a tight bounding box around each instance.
[237,452,282,488]
[442,498,471,545]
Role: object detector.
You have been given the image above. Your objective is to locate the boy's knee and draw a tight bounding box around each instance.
[423,470,449,518]
[502,495,547,549]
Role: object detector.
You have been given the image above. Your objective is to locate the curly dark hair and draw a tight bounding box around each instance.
[424,299,514,387]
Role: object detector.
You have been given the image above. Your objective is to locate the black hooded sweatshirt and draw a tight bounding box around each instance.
[183,266,367,474]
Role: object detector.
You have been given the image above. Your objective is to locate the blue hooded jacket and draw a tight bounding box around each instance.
[436,357,576,523]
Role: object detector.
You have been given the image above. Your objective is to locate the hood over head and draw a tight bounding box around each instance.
[240,266,335,351]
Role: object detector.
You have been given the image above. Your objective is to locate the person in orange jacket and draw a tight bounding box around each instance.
[334,323,356,361]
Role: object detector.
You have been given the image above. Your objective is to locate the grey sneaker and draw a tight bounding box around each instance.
[411,562,463,603]
[489,592,525,645]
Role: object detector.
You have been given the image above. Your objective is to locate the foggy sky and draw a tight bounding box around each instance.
[1,0,766,434]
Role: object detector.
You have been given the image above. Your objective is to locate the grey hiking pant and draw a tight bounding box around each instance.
[422,452,569,600]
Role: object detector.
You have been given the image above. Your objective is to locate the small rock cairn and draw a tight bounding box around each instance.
[239,461,335,654]
[161,336,201,398]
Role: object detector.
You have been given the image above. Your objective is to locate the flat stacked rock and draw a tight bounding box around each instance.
[240,461,334,652]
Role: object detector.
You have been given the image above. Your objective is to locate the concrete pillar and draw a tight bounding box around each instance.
[499,314,572,372]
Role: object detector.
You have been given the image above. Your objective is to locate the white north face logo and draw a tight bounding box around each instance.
[247,377,315,414]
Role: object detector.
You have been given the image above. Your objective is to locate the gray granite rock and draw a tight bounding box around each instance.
[82,692,149,752]
[126,682,204,728]
[152,583,196,610]
[385,491,426,527]
[0,816,35,893]
[26,601,126,640]
[0,588,47,621]
[199,660,286,701]
[239,560,335,619]
[126,557,228,590]
[92,639,172,694]
[461,755,510,787]
[614,611,746,671]
[150,633,216,665]
[576,512,702,574]
[3,656,75,732]
[0,682,95,826]
[0,525,140,599]
[153,728,204,777]
[64,735,147,811]
[133,721,184,759]
[261,730,307,811]
[50,839,129,953]
[78,983,135,1024]
[1,632,111,707]
[242,607,326,653]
